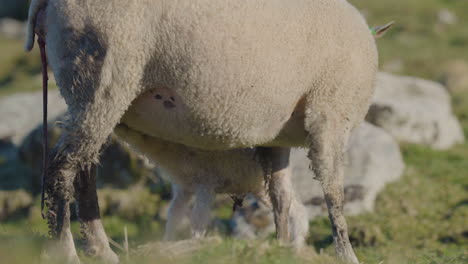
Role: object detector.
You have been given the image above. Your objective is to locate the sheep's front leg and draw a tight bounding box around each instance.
[164,184,193,241]
[74,167,118,263]
[190,186,215,238]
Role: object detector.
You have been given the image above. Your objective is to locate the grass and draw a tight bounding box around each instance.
[352,0,468,80]
[0,0,467,263]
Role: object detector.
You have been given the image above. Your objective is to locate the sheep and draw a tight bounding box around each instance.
[114,123,308,246]
[25,0,379,263]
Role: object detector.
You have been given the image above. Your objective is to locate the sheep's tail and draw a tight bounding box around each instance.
[25,0,48,51]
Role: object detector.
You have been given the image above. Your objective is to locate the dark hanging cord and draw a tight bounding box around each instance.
[38,36,48,219]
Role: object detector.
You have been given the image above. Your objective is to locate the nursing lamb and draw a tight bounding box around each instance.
[26,0,379,263]
[114,124,308,245]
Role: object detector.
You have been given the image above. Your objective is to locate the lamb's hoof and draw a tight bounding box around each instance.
[87,246,119,264]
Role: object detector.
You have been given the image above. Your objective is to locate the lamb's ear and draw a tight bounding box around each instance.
[371,21,395,38]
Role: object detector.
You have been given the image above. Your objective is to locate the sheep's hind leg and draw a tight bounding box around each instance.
[74,167,118,263]
[304,111,359,264]
[256,148,308,248]
[43,38,143,262]
[43,154,80,264]
[258,147,293,245]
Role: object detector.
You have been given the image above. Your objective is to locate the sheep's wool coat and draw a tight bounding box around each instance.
[43,0,377,154]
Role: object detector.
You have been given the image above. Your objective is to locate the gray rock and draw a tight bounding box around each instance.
[0,138,36,192]
[18,122,159,192]
[232,122,404,237]
[0,189,33,220]
[291,122,405,218]
[0,90,67,145]
[0,18,26,39]
[367,72,464,150]
[437,9,457,25]
[0,90,163,193]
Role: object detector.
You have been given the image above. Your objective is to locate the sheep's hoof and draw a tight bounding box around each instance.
[336,244,359,264]
[41,236,81,264]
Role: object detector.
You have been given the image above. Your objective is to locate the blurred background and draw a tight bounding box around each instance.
[0,0,467,263]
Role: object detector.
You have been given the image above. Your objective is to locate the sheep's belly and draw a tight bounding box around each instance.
[121,87,306,150]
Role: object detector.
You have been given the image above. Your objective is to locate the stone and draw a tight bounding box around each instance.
[0,137,36,193]
[0,90,67,145]
[291,122,405,218]
[17,125,62,194]
[437,9,457,26]
[0,189,33,220]
[18,122,159,193]
[367,72,464,150]
[0,18,26,39]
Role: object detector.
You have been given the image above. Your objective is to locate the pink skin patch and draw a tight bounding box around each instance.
[152,87,177,109]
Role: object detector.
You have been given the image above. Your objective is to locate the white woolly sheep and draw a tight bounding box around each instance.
[25,0,379,263]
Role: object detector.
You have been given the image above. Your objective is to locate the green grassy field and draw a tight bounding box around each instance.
[0,0,467,263]
[354,0,468,80]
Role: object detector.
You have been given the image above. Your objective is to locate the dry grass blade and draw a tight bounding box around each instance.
[124,225,129,261]
[135,236,222,259]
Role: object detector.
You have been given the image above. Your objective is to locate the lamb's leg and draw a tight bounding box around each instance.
[190,186,215,238]
[289,197,309,249]
[164,184,193,241]
[258,147,293,244]
[305,112,359,263]
[74,167,118,263]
